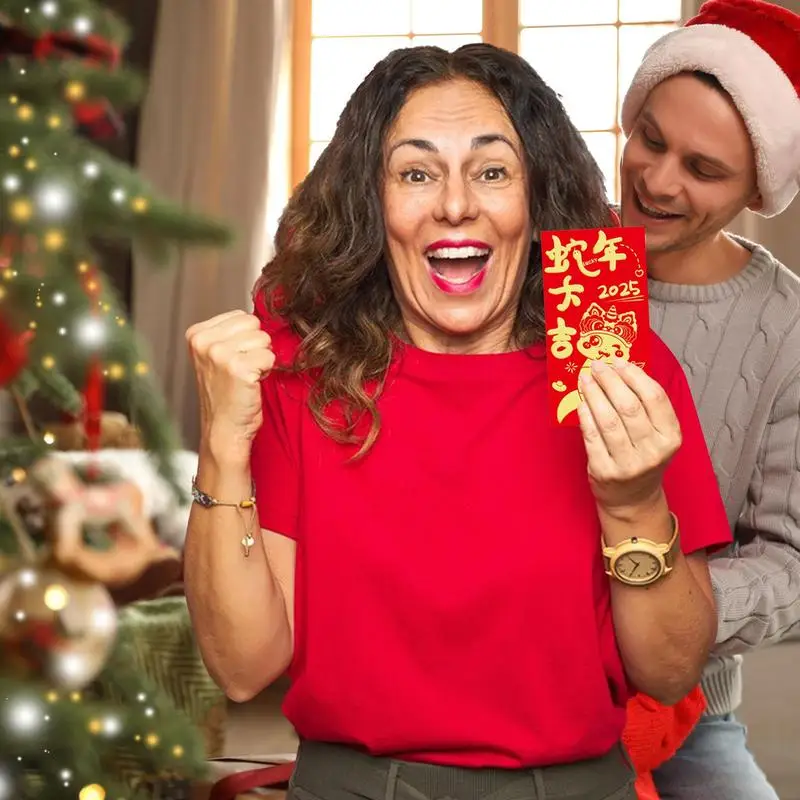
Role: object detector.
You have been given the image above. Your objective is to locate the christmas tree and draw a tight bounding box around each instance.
[0,1,233,797]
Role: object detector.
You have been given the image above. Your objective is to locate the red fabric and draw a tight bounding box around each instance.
[0,316,29,386]
[250,292,732,769]
[624,688,707,800]
[686,0,800,97]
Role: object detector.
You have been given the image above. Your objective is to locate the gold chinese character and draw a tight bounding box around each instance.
[548,274,584,311]
[593,230,627,271]
[544,235,601,278]
[547,316,577,359]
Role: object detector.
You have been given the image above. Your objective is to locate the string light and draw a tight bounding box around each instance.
[9,198,33,222]
[35,181,73,219]
[2,175,20,192]
[75,316,106,348]
[6,699,44,734]
[106,363,124,380]
[69,691,82,702]
[24,158,37,171]
[42,431,55,445]
[131,196,149,213]
[78,785,105,800]
[16,104,34,121]
[102,715,121,736]
[83,162,100,179]
[77,261,90,274]
[47,114,62,129]
[43,230,66,251]
[64,81,86,102]
[41,1,59,17]
[135,362,149,376]
[172,745,184,757]
[45,691,59,703]
[87,718,102,734]
[52,291,66,305]
[111,188,126,204]
[8,95,18,105]
[73,15,92,35]
[144,733,160,748]
[43,583,69,610]
[8,145,21,158]
[41,355,55,370]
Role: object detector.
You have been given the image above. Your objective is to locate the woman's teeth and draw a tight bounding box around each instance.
[426,246,490,259]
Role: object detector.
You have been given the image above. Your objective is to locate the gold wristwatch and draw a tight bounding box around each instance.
[602,512,680,586]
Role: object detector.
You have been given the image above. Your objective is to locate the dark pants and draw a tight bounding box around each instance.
[288,740,636,800]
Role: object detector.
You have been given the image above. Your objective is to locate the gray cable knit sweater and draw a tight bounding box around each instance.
[649,236,800,716]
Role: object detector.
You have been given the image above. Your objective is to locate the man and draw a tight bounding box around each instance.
[618,0,800,797]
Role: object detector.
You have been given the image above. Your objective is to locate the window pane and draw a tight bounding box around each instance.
[412,0,481,34]
[619,0,681,23]
[519,26,618,131]
[309,141,328,171]
[581,131,618,202]
[618,24,676,100]
[310,36,410,141]
[412,34,482,49]
[312,0,411,36]
[521,0,617,26]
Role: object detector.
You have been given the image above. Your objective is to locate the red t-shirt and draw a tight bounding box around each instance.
[250,295,731,769]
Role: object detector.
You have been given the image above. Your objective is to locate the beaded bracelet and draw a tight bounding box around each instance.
[191,476,258,557]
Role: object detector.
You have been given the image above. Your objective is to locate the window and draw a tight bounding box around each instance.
[291,0,682,200]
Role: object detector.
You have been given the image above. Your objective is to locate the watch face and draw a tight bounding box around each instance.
[613,551,662,584]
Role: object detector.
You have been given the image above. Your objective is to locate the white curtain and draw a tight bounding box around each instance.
[132,0,291,448]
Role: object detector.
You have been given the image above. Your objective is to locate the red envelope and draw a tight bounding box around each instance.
[540,226,650,426]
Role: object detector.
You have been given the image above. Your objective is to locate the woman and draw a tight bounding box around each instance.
[184,44,731,800]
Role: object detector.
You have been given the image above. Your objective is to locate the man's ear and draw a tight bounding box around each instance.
[747,191,764,212]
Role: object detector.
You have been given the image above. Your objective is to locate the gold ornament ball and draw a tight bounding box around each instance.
[0,565,118,690]
[79,785,106,800]
[8,145,21,158]
[25,158,37,171]
[17,104,34,121]
[47,114,62,130]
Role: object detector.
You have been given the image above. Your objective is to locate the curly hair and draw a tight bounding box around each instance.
[256,43,612,455]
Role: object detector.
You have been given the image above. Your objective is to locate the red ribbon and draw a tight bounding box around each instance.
[209,762,295,800]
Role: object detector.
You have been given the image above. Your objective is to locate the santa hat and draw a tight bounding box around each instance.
[620,0,800,217]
